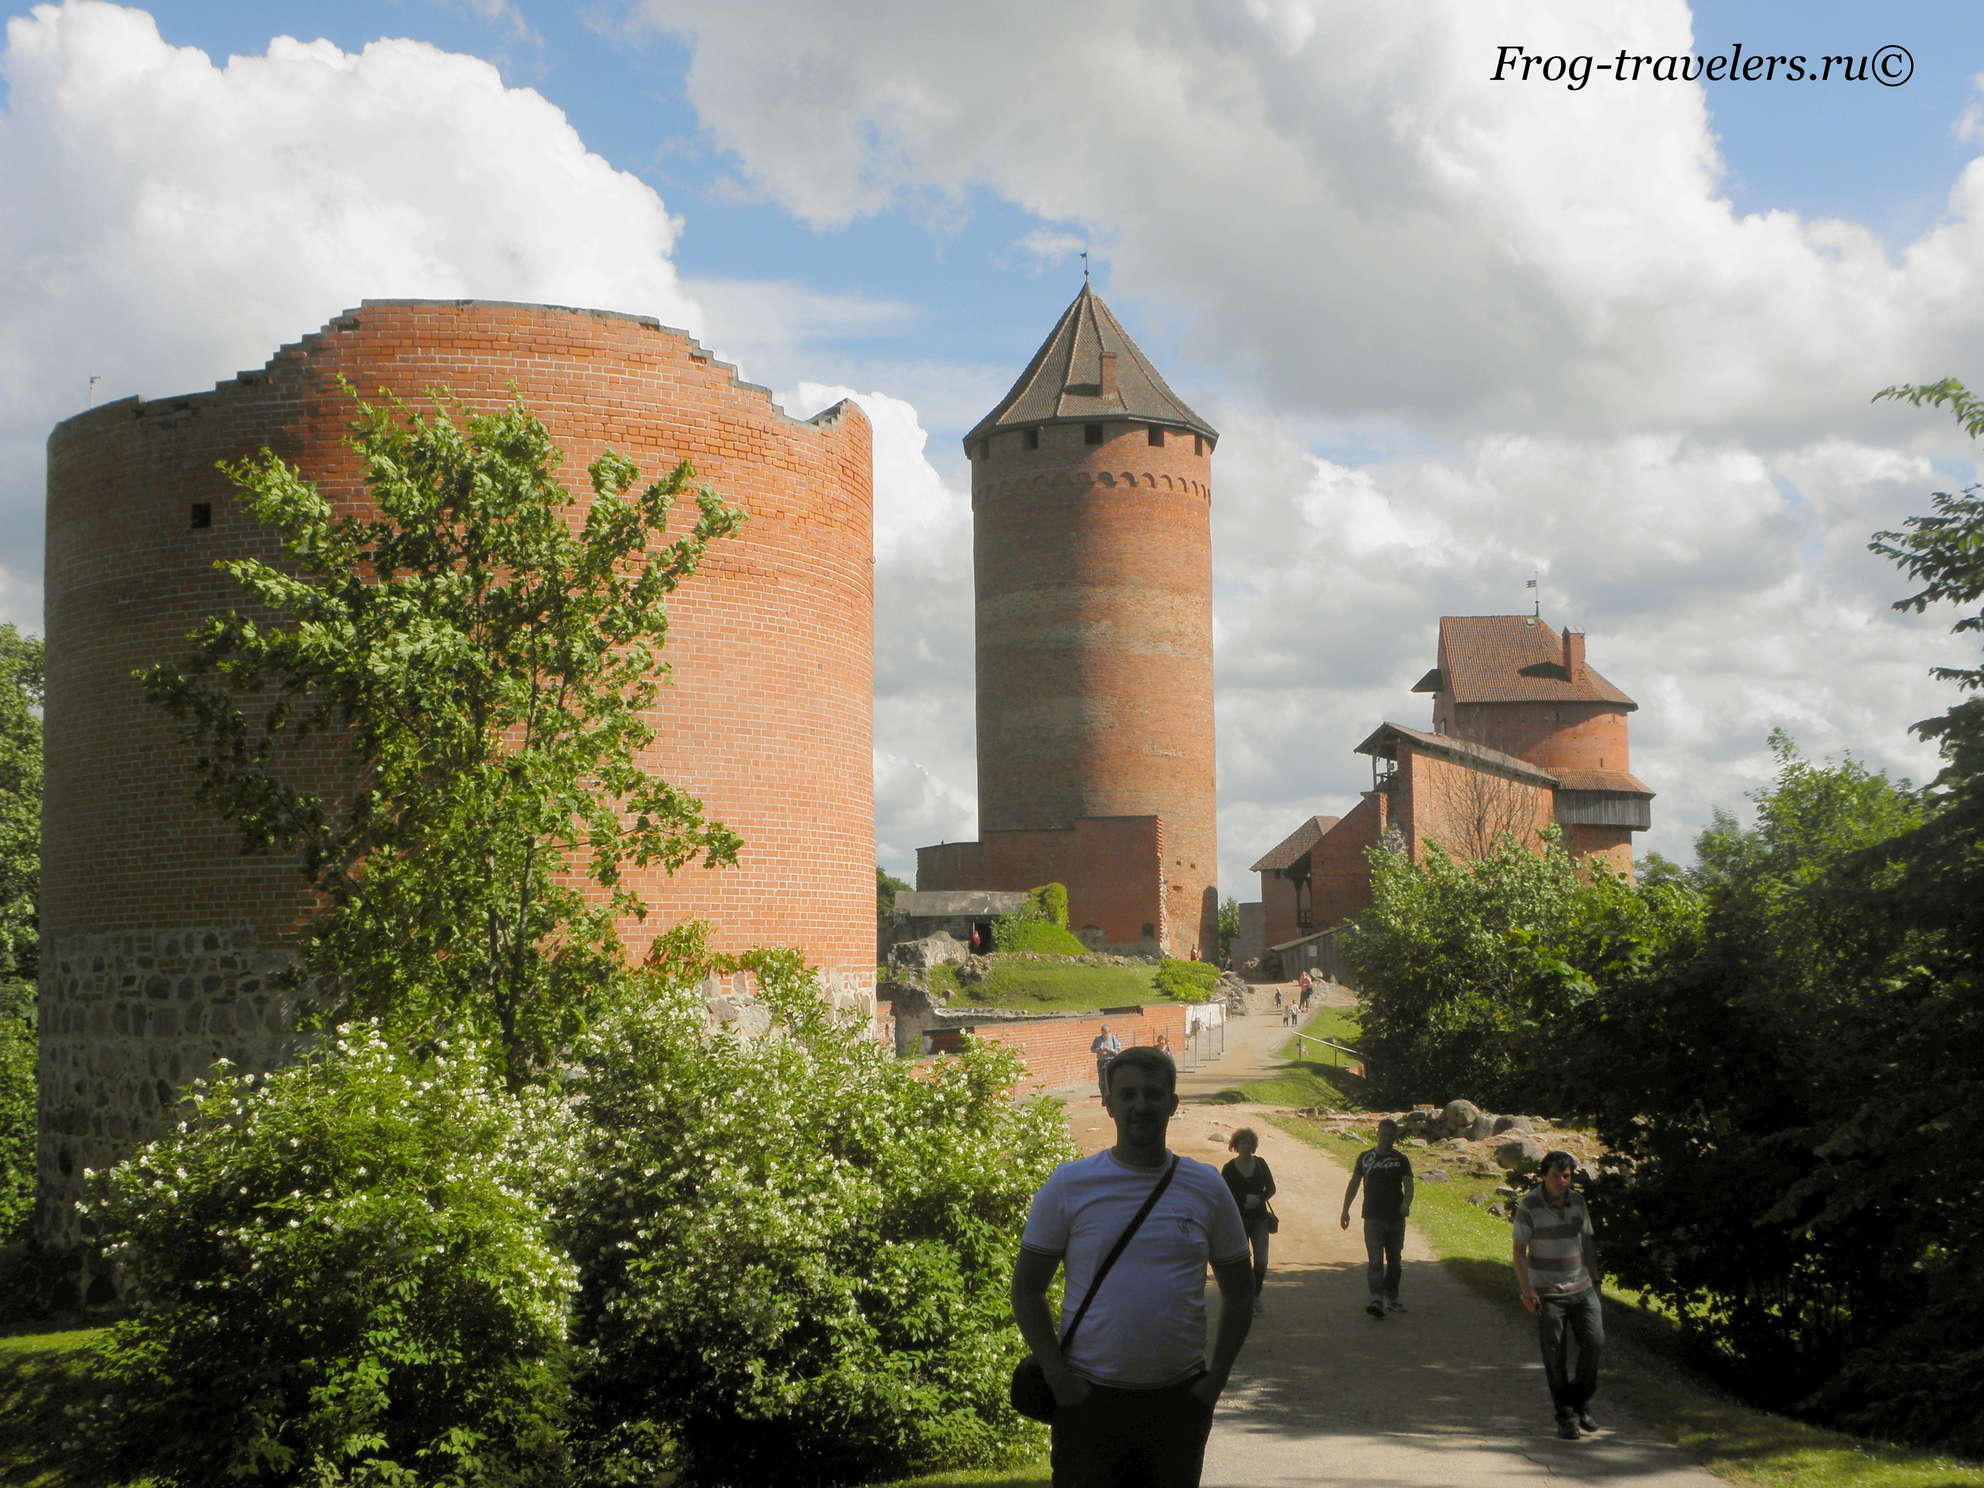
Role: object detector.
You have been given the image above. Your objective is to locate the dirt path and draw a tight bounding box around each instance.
[1041,983,1726,1488]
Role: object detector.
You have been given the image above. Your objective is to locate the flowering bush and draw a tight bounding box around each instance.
[558,952,1073,1487]
[83,1027,577,1487]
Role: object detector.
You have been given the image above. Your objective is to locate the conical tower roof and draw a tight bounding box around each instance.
[964,284,1218,448]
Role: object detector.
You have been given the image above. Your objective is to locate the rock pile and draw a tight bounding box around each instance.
[1296,1096,1608,1220]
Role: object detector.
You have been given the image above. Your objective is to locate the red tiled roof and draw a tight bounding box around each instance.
[1434,616,1636,709]
[1249,814,1340,873]
[964,285,1218,447]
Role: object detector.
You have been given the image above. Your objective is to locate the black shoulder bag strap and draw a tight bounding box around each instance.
[1057,1155,1179,1353]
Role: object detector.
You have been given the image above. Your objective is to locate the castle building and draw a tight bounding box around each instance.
[1254,616,1652,954]
[38,299,875,1244]
[915,286,1218,957]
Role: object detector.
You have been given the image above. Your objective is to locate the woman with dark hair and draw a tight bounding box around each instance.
[1221,1128,1277,1315]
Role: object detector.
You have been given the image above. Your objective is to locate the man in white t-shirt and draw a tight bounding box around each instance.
[1011,1046,1255,1488]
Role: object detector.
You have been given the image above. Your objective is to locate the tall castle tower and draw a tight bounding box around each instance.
[918,285,1218,956]
[39,300,875,1245]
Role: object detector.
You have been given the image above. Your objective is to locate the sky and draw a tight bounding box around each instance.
[4,0,1982,904]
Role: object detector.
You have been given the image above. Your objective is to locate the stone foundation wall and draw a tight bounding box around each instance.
[36,928,313,1248]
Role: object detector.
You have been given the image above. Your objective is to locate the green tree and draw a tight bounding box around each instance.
[558,947,1071,1487]
[1770,377,1984,1451]
[1343,828,1697,1112]
[1572,737,1955,1434]
[0,626,41,1241]
[141,391,744,1084]
[876,864,911,924]
[1215,895,1240,960]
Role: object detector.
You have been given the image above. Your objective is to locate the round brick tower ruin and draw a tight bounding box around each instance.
[952,286,1218,956]
[39,299,874,1243]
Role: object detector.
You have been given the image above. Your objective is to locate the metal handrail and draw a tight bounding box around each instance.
[1290,1030,1365,1069]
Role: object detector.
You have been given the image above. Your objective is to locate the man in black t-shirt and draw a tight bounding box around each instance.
[1339,1118,1415,1318]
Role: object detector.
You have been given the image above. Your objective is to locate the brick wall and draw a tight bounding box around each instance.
[927,1003,1191,1091]
[1450,700,1631,774]
[1562,823,1636,876]
[970,419,1216,956]
[915,815,1167,947]
[1310,792,1386,930]
[38,298,875,1238]
[1394,748,1554,864]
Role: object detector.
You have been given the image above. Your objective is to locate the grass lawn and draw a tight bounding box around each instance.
[0,1325,114,1487]
[1203,1005,1369,1111]
[928,959,1162,1012]
[880,1467,1048,1487]
[1267,1117,1984,1488]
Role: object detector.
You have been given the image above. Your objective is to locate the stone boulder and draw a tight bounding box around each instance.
[1443,1098,1482,1134]
[888,932,967,975]
[1494,1135,1545,1173]
[1467,1115,1497,1141]
[1491,1114,1535,1136]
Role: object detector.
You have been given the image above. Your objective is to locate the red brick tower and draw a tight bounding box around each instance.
[39,300,874,1242]
[927,286,1217,956]
[1414,615,1648,872]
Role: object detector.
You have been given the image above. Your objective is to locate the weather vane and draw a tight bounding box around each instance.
[1081,249,1089,284]
[1526,573,1540,620]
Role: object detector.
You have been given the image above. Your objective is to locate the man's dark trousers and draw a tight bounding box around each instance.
[1363,1216,1405,1300]
[1537,1287,1603,1419]
[1050,1376,1214,1488]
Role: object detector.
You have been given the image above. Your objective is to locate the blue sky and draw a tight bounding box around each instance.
[4,0,1982,901]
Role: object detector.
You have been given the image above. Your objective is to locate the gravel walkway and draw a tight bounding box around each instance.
[1039,982,1727,1488]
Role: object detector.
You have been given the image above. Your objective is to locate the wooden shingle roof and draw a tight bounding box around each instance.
[964,284,1218,448]
[1249,814,1340,873]
[1353,722,1558,785]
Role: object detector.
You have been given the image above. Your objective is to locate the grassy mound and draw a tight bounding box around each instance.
[930,959,1159,1011]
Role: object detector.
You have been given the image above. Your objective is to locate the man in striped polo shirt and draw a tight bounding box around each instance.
[1512,1150,1603,1440]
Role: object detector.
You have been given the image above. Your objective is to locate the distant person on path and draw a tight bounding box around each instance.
[1091,1024,1121,1099]
[1220,1128,1277,1316]
[1297,969,1312,1008]
[1340,1118,1414,1319]
[1012,1046,1257,1488]
[1513,1151,1604,1440]
[1155,1031,1173,1058]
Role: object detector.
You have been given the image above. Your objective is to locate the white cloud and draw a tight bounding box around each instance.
[688,278,914,393]
[1013,228,1088,274]
[0,0,703,631]
[1206,414,1966,893]
[628,0,1984,898]
[774,382,977,878]
[625,0,1984,442]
